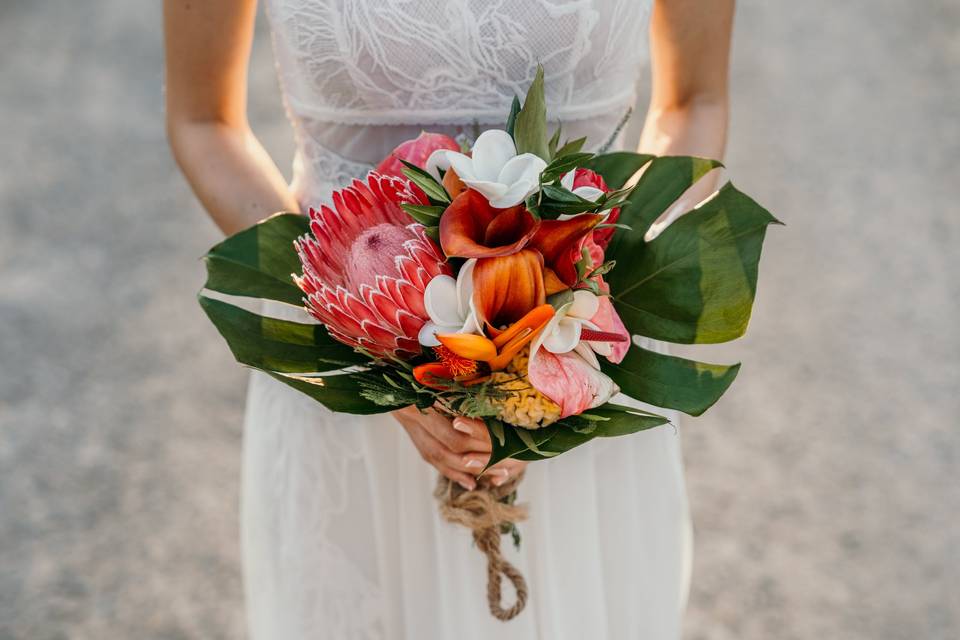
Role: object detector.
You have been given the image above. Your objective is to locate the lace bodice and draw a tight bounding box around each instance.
[265,0,652,208]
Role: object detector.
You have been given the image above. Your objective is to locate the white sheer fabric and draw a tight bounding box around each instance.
[243,1,693,637]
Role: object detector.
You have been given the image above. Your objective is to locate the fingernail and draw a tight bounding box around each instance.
[458,479,476,491]
[452,419,472,435]
[490,467,509,477]
[491,474,508,487]
[463,457,482,469]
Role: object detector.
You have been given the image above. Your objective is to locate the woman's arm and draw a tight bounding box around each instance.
[639,0,735,239]
[164,0,299,234]
[164,2,519,488]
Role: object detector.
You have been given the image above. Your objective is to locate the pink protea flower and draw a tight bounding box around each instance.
[294,173,452,359]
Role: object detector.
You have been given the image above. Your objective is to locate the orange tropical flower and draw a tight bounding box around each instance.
[471,249,546,328]
[528,215,604,286]
[437,304,555,371]
[412,362,455,390]
[439,189,539,258]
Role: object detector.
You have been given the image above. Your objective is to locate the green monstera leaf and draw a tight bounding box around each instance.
[202,212,308,306]
[607,181,780,344]
[600,344,739,417]
[199,213,392,415]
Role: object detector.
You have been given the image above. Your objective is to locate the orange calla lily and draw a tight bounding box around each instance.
[437,304,555,371]
[529,215,604,286]
[439,189,539,258]
[442,166,466,199]
[471,249,546,329]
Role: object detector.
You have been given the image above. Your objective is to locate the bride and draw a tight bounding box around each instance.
[164,0,733,637]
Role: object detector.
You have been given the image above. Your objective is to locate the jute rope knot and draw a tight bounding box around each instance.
[434,473,529,621]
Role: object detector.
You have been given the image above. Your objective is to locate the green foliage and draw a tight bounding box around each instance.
[485,404,669,467]
[356,369,430,409]
[505,95,522,139]
[202,212,308,306]
[264,370,389,415]
[400,203,446,225]
[540,152,594,184]
[584,152,653,189]
[554,136,587,159]
[199,295,365,370]
[612,156,721,239]
[400,160,451,204]
[601,344,739,416]
[513,65,549,160]
[607,181,780,344]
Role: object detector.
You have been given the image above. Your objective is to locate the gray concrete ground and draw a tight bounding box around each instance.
[0,1,957,638]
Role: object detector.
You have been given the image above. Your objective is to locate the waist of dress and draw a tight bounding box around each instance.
[283,90,637,127]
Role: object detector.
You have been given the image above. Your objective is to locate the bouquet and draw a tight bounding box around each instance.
[199,67,778,620]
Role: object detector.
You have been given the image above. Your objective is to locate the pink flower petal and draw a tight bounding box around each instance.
[527,349,619,418]
[589,295,630,364]
[376,132,461,179]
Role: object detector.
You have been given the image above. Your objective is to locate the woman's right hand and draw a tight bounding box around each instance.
[392,406,527,491]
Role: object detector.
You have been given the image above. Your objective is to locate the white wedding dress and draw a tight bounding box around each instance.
[242,1,692,638]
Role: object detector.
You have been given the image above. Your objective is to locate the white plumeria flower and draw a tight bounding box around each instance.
[426,130,547,209]
[540,290,603,354]
[417,259,480,347]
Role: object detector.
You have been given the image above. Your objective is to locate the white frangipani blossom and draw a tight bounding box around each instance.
[540,290,602,355]
[426,130,546,209]
[417,259,480,347]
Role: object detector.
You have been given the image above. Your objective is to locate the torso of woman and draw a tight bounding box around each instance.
[241,2,693,638]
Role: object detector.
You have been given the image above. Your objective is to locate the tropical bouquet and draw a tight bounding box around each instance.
[198,67,778,620]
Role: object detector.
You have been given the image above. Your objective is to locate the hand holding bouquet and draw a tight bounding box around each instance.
[199,67,779,619]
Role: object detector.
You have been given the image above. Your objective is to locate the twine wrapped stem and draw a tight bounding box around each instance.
[434,473,529,621]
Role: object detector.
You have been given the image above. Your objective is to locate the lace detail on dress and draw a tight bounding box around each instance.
[289,123,375,208]
[266,0,651,126]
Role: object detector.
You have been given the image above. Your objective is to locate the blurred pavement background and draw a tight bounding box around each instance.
[0,1,957,638]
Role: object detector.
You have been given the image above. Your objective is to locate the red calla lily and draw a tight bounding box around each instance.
[439,189,539,258]
[529,214,604,285]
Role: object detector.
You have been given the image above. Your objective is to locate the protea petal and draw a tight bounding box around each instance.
[375,132,461,179]
[440,189,539,258]
[294,172,453,359]
[472,249,546,329]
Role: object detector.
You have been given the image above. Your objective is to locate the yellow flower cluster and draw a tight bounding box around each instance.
[489,347,561,429]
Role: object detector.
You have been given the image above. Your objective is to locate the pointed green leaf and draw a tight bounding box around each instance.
[609,182,779,344]
[602,343,740,416]
[540,152,594,184]
[400,203,446,225]
[485,420,559,468]
[513,65,549,160]
[202,212,307,305]
[547,125,562,158]
[505,95,522,139]
[554,136,587,159]
[400,160,450,204]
